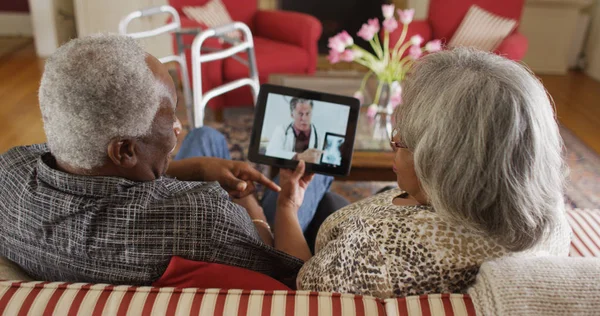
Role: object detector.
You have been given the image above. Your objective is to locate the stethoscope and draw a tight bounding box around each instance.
[284,123,318,149]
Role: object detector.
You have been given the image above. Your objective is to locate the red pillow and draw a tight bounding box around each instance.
[152,256,292,290]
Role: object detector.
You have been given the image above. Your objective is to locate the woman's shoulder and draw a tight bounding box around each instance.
[314,189,436,250]
[321,189,433,226]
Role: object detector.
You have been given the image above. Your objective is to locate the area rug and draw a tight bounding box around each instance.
[561,126,600,209]
[179,107,600,209]
[0,37,31,59]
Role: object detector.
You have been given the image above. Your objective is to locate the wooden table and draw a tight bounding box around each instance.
[269,72,396,181]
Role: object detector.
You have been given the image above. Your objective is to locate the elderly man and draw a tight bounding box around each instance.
[0,34,346,287]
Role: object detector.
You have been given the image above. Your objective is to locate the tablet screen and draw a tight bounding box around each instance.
[321,132,346,166]
[249,84,360,176]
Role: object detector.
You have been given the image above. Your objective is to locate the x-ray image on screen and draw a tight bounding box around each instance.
[321,133,345,166]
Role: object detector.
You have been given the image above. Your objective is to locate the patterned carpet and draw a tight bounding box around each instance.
[562,126,600,209]
[184,107,600,209]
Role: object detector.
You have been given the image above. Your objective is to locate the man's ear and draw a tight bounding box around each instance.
[106,138,138,168]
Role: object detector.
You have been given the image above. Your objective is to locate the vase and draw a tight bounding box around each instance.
[364,80,394,142]
[375,82,394,115]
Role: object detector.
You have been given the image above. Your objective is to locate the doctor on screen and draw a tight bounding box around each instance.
[266,97,324,163]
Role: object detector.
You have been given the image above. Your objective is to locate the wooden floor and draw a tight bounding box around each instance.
[1,42,600,155]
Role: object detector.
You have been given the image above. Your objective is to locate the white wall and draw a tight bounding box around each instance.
[585,0,600,80]
[260,94,350,142]
[28,0,76,57]
[74,0,173,58]
[407,0,429,19]
[0,12,33,36]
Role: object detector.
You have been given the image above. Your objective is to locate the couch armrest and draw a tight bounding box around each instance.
[254,10,322,49]
[494,31,528,61]
[387,20,433,48]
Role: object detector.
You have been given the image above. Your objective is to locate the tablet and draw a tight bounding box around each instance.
[248,84,360,177]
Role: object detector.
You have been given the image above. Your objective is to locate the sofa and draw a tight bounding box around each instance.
[389,0,528,61]
[0,208,598,315]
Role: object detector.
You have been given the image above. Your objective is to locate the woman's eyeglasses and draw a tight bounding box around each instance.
[390,128,408,151]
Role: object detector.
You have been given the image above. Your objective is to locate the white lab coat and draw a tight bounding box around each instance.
[265,123,323,159]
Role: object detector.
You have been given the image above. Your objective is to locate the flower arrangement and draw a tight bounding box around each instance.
[327,5,442,117]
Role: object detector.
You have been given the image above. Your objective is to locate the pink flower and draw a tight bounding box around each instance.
[390,95,402,108]
[367,104,378,118]
[328,49,341,64]
[382,4,395,19]
[383,18,399,33]
[397,9,415,25]
[338,30,354,47]
[368,18,380,32]
[328,36,345,53]
[357,18,380,41]
[353,91,364,104]
[390,81,402,108]
[340,49,355,62]
[408,45,423,59]
[410,35,424,46]
[425,39,442,52]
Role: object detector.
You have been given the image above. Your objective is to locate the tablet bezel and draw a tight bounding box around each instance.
[248,84,360,177]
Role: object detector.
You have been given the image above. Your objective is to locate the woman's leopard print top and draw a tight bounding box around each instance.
[297,189,571,299]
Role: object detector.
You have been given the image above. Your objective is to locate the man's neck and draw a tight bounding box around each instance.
[292,124,310,136]
[55,157,117,178]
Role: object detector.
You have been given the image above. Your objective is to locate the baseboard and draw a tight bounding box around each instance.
[585,68,600,82]
[0,12,33,36]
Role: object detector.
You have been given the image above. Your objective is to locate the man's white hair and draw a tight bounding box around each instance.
[39,34,167,169]
[395,48,566,252]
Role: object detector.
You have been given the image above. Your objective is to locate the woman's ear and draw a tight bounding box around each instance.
[106,139,138,168]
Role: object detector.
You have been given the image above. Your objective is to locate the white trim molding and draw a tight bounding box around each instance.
[0,12,33,36]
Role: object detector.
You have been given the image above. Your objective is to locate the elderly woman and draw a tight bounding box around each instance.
[283,48,572,298]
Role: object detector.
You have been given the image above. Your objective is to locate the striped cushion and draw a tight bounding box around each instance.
[0,281,386,315]
[448,5,517,52]
[568,208,600,257]
[385,294,475,316]
[183,0,241,39]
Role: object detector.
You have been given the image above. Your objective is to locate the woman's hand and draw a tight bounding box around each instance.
[167,157,281,198]
[274,160,314,261]
[277,160,315,212]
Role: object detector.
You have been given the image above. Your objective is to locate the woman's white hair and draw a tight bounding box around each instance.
[395,48,566,252]
[39,34,166,169]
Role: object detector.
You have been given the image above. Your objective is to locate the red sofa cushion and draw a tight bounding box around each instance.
[223,36,310,83]
[152,256,291,291]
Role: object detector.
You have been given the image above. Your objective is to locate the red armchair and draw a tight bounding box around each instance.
[389,0,527,61]
[168,0,322,110]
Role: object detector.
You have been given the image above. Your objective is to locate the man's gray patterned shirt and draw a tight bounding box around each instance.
[0,144,302,285]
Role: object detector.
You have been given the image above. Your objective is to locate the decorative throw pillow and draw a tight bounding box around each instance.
[448,5,517,52]
[183,0,241,39]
